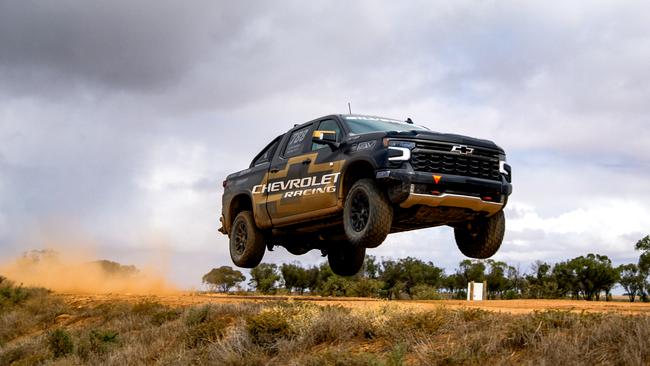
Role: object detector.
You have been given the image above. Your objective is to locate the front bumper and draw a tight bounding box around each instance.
[376,168,512,216]
[399,189,504,215]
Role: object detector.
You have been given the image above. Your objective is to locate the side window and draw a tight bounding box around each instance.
[282,126,310,158]
[311,119,341,151]
[251,138,280,167]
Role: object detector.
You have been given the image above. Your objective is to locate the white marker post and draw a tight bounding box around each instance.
[467,281,488,301]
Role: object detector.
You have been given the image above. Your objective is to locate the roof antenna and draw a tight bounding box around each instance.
[348,102,352,115]
[406,117,413,124]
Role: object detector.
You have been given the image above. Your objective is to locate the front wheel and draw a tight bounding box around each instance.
[454,210,505,259]
[343,179,393,248]
[229,211,266,268]
[328,243,366,276]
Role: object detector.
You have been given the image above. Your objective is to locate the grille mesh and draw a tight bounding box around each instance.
[411,151,500,181]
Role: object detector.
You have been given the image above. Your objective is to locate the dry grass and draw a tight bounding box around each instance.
[1,283,650,365]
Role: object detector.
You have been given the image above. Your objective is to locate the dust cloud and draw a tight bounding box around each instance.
[0,248,178,294]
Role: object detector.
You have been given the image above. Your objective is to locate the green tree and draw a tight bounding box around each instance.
[93,260,139,277]
[635,235,650,301]
[280,263,310,294]
[314,262,335,294]
[305,266,321,293]
[378,259,403,299]
[249,263,280,294]
[618,263,644,302]
[202,266,245,292]
[552,260,579,299]
[527,261,556,299]
[505,265,526,299]
[442,272,466,299]
[349,277,384,297]
[636,235,650,273]
[485,260,508,299]
[378,257,443,299]
[398,257,443,297]
[570,254,619,301]
[363,255,380,279]
[319,275,351,297]
[457,259,485,283]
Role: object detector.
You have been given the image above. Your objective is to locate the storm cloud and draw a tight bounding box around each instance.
[1,1,650,287]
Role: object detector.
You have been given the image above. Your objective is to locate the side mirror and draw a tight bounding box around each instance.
[312,130,340,149]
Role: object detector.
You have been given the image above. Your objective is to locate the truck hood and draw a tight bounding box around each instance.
[385,129,503,152]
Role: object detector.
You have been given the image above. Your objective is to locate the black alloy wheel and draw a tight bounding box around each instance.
[342,178,393,248]
[229,211,266,268]
[233,220,248,255]
[350,190,370,232]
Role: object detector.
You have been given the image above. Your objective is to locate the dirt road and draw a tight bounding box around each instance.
[58,292,650,315]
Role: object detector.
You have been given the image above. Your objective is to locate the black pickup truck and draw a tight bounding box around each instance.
[219,114,512,276]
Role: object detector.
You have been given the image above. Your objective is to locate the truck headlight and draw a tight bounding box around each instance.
[383,139,415,161]
[388,147,411,161]
[383,139,416,149]
[499,161,512,182]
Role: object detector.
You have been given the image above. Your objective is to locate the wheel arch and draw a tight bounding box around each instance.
[340,159,376,201]
[227,193,254,234]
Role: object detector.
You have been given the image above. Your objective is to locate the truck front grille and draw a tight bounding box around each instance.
[411,151,500,181]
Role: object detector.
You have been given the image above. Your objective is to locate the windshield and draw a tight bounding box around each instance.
[343,116,429,134]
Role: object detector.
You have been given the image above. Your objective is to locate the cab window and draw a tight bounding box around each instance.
[311,119,341,151]
[282,125,311,158]
[251,137,280,167]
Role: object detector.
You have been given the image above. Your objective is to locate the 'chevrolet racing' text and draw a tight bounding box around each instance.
[252,173,340,198]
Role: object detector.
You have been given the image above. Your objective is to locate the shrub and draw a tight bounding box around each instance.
[185,305,210,326]
[185,318,230,348]
[131,299,165,316]
[87,329,119,354]
[301,347,381,366]
[384,309,446,337]
[77,328,119,357]
[48,328,74,358]
[0,278,50,310]
[456,307,488,322]
[301,306,372,346]
[152,308,182,325]
[410,284,442,300]
[246,309,294,348]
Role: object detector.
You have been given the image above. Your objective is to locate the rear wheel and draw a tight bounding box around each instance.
[328,242,366,276]
[343,179,393,248]
[229,211,265,268]
[454,210,505,259]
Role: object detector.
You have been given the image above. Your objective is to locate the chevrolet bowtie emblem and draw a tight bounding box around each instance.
[451,145,474,155]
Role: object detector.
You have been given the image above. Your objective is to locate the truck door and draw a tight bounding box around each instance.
[266,120,344,223]
[307,118,345,207]
[247,137,281,228]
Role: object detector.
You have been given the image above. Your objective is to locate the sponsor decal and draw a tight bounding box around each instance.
[376,170,390,179]
[252,172,341,199]
[351,140,377,152]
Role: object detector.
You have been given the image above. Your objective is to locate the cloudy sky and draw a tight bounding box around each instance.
[1,1,650,288]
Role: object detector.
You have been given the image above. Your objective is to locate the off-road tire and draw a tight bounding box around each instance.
[454,210,505,259]
[229,211,265,268]
[343,179,393,248]
[328,242,366,276]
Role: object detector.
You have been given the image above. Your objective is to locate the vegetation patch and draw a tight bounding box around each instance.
[246,308,294,349]
[1,280,650,365]
[48,328,74,358]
